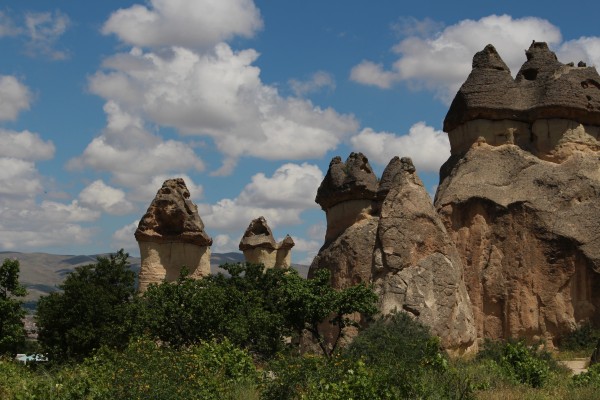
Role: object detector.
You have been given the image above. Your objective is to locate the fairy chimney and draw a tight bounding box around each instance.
[135,178,212,291]
[239,216,295,269]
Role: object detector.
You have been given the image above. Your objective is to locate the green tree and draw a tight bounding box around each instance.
[135,263,378,359]
[0,258,27,355]
[36,250,136,361]
[279,268,378,358]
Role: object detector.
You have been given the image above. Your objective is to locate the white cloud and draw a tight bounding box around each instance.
[351,15,563,102]
[0,129,54,160]
[212,234,238,253]
[306,223,326,241]
[79,180,135,215]
[0,197,99,250]
[0,75,32,121]
[89,44,358,172]
[68,101,205,187]
[102,0,263,49]
[112,221,140,253]
[24,11,70,60]
[350,122,450,173]
[557,37,600,68]
[237,163,323,209]
[199,163,322,233]
[350,61,396,89]
[0,157,42,197]
[289,71,336,96]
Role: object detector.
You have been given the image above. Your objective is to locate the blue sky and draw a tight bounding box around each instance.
[1,0,600,263]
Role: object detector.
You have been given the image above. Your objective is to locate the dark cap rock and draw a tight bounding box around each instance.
[444,42,600,132]
[135,178,212,246]
[315,152,378,209]
[239,216,295,251]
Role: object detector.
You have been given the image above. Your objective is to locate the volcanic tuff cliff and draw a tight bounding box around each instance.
[435,42,600,345]
[310,153,477,353]
[135,178,212,292]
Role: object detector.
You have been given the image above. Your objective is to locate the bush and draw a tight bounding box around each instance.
[0,258,27,356]
[560,323,600,352]
[262,354,382,400]
[571,362,600,389]
[343,311,459,398]
[478,339,552,388]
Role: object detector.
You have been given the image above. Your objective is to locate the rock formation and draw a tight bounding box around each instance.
[435,42,600,345]
[135,178,212,292]
[239,217,295,269]
[310,153,476,353]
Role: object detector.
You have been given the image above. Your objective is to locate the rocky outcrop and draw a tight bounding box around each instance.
[239,217,295,269]
[310,153,476,353]
[135,178,212,292]
[436,42,600,345]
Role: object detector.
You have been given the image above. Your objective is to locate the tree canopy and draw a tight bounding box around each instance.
[0,258,27,355]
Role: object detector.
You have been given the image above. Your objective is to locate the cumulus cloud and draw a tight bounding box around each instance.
[199,163,322,233]
[24,11,70,60]
[350,122,450,172]
[0,129,54,160]
[89,45,357,171]
[557,37,600,68]
[212,234,238,253]
[102,0,263,49]
[237,163,323,209]
[351,15,563,102]
[350,61,397,89]
[0,75,32,121]
[289,71,336,96]
[0,196,99,250]
[79,180,135,215]
[112,221,139,253]
[68,101,205,187]
[0,158,42,197]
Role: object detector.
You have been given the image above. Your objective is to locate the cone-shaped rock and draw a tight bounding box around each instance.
[135,178,212,291]
[310,155,476,354]
[436,42,600,346]
[239,216,294,269]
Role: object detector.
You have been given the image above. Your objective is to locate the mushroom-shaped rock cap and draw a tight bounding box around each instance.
[315,152,378,210]
[444,42,600,132]
[239,216,277,250]
[135,178,212,246]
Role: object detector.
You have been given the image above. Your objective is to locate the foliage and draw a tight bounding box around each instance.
[262,354,383,400]
[477,339,552,388]
[560,323,600,352]
[36,250,136,361]
[0,339,258,399]
[344,311,461,398]
[279,267,378,358]
[571,362,600,389]
[0,258,27,355]
[135,263,378,359]
[135,263,292,358]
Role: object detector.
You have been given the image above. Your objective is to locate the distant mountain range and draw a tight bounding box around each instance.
[0,251,309,310]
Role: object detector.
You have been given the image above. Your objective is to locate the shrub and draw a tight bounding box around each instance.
[571,362,600,389]
[560,323,600,352]
[478,339,552,388]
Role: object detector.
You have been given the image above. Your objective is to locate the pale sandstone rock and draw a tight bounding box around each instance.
[310,154,476,353]
[135,178,212,292]
[437,42,600,345]
[239,216,294,269]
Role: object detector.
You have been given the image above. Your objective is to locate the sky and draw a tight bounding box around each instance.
[1,0,600,264]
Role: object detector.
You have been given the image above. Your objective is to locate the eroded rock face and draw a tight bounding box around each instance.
[135,178,212,291]
[239,217,295,269]
[436,42,600,345]
[310,154,476,353]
